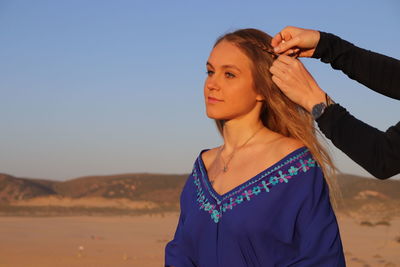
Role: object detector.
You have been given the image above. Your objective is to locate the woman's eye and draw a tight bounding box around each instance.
[225,72,235,78]
[206,70,214,76]
[205,70,235,78]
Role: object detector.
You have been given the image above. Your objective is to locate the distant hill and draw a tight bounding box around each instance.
[0,173,58,202]
[0,172,187,205]
[1,172,399,217]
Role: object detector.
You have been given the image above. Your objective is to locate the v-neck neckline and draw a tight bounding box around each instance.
[197,146,308,201]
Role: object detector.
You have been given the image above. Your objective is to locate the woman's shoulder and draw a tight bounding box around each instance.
[198,146,221,169]
[271,136,305,159]
[274,138,326,191]
[265,136,322,181]
[258,133,307,166]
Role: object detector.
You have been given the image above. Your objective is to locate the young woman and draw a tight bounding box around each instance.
[165,28,345,267]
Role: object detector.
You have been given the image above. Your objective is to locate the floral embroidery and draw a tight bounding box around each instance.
[193,148,317,223]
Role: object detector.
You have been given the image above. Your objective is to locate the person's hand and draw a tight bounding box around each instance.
[271,26,320,58]
[269,54,326,113]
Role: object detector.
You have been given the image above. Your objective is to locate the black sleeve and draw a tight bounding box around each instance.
[316,104,400,179]
[312,31,400,100]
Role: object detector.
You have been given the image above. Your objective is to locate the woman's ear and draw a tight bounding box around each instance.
[256,95,265,102]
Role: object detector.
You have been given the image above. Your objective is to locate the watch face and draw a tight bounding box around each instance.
[312,103,326,120]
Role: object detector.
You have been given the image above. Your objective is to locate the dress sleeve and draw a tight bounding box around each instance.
[287,166,346,266]
[164,175,194,267]
[164,212,189,267]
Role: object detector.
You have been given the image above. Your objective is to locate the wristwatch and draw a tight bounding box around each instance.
[311,93,335,120]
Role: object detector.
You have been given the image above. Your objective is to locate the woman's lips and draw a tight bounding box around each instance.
[208,97,223,103]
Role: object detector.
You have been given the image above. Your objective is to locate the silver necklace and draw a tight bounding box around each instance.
[219,125,264,172]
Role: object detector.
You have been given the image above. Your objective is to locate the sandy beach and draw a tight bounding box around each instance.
[0,213,399,267]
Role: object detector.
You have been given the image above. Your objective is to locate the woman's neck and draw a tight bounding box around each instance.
[221,118,272,153]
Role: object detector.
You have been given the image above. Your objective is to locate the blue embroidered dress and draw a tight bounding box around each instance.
[165,146,346,267]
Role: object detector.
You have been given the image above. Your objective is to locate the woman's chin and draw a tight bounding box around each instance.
[205,111,227,120]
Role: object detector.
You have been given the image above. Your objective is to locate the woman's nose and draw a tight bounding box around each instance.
[206,76,220,91]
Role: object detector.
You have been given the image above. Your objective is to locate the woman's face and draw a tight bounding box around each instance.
[204,40,264,121]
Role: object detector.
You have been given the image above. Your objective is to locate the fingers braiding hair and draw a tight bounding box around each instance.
[248,37,299,58]
[247,39,279,58]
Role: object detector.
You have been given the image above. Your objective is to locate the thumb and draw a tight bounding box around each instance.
[274,36,300,53]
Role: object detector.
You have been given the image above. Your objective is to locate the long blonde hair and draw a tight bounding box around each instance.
[211,28,340,206]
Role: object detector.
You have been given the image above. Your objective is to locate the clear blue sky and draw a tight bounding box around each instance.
[1,0,399,181]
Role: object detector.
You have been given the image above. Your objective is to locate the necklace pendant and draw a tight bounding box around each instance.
[223,166,228,172]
